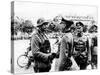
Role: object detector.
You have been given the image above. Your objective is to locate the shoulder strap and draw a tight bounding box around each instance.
[70,35,74,56]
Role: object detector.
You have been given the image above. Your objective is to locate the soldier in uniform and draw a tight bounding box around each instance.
[29,18,56,72]
[72,22,91,70]
[57,22,74,71]
[90,25,97,69]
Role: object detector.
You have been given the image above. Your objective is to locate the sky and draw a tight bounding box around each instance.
[13,1,98,25]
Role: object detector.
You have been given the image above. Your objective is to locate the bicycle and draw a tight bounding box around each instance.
[17,47,34,68]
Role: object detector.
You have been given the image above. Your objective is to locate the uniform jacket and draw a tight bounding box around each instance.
[30,29,51,69]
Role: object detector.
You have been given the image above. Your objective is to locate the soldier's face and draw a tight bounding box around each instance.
[42,25,47,29]
[93,27,97,32]
[76,24,83,32]
[41,24,49,32]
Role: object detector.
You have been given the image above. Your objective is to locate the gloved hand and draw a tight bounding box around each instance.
[64,57,72,68]
[48,53,57,63]
[52,53,57,58]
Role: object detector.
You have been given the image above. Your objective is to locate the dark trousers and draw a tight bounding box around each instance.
[33,61,51,72]
[91,55,97,69]
[34,66,51,72]
[74,55,88,70]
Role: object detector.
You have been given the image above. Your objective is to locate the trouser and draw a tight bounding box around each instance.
[34,66,51,72]
[91,55,97,69]
[74,55,88,70]
[33,61,51,72]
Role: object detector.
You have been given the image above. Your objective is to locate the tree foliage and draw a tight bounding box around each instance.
[11,16,34,35]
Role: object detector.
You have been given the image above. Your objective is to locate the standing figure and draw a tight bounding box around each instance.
[30,18,56,72]
[72,22,91,70]
[90,25,97,69]
[57,23,74,71]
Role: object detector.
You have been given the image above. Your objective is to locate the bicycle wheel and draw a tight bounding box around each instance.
[17,55,29,68]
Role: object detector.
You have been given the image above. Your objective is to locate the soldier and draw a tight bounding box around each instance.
[29,18,56,72]
[57,23,74,71]
[72,22,91,70]
[90,25,97,69]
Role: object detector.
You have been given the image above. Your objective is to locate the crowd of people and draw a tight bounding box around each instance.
[23,16,97,72]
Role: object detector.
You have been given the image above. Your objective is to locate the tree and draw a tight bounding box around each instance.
[11,16,21,35]
[22,20,34,34]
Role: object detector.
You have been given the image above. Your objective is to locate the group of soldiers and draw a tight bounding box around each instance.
[25,17,97,72]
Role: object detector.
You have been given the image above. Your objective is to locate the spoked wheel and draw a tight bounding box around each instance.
[17,55,29,68]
